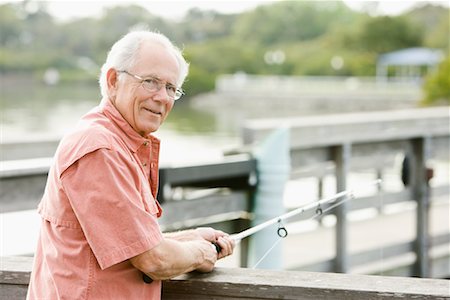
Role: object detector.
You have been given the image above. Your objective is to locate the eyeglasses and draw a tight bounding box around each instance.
[118,70,184,101]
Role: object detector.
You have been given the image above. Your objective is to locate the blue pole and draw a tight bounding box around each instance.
[248,127,290,269]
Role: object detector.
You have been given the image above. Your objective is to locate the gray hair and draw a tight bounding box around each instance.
[99,30,189,98]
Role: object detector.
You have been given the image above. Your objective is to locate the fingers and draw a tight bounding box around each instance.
[195,227,216,242]
[195,227,228,242]
[194,227,235,260]
[196,240,218,273]
[215,236,235,259]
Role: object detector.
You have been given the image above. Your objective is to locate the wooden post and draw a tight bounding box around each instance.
[333,143,351,273]
[411,137,431,277]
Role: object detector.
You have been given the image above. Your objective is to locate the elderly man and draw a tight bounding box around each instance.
[27,30,235,299]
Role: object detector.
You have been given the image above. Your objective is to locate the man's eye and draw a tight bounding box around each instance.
[144,78,157,85]
[166,85,177,93]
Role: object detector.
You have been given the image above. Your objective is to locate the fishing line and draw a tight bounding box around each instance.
[240,179,382,269]
[250,191,355,268]
[252,234,284,269]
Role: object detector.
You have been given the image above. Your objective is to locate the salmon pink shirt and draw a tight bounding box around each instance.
[27,98,164,299]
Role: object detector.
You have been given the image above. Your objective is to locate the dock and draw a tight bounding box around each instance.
[1,106,449,298]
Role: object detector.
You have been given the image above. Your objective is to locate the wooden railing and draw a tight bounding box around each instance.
[1,106,449,298]
[241,106,450,277]
[1,256,449,299]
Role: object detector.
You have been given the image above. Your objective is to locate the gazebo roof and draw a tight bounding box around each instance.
[378,47,444,66]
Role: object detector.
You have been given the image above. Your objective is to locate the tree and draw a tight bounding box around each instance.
[356,16,423,53]
[232,1,357,46]
[422,55,450,105]
[406,4,450,49]
[0,4,23,48]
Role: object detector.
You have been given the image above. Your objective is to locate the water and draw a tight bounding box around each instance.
[1,81,241,164]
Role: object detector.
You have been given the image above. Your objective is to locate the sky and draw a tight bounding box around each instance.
[3,0,449,21]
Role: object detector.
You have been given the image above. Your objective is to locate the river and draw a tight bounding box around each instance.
[1,81,241,165]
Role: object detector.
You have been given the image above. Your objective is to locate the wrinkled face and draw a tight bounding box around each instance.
[107,41,180,136]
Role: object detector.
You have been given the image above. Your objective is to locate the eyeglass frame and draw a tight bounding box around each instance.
[117,70,185,101]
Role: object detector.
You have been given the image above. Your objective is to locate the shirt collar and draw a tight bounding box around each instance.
[99,97,160,153]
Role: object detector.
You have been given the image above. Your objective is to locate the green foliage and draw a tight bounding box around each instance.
[406,4,450,49]
[0,1,448,97]
[181,65,216,96]
[355,16,423,53]
[232,1,358,45]
[176,8,237,44]
[422,55,450,105]
[0,4,23,47]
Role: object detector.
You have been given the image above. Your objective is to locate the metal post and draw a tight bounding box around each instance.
[411,137,431,277]
[333,143,351,273]
[248,127,290,269]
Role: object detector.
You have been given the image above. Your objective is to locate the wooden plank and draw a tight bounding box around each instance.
[243,107,450,148]
[293,233,450,277]
[431,184,450,199]
[0,284,29,299]
[2,257,449,299]
[0,256,33,285]
[163,267,450,299]
[290,148,332,172]
[159,191,250,229]
[157,157,256,202]
[432,232,450,246]
[0,158,51,178]
[0,138,59,161]
[292,259,335,273]
[431,254,450,279]
[360,250,450,279]
[284,185,446,221]
[160,156,256,186]
[348,189,412,211]
[350,241,414,268]
[430,136,450,160]
[0,175,46,213]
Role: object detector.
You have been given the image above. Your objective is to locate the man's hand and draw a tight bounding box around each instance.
[195,227,235,259]
[214,235,235,259]
[195,227,224,242]
[164,227,235,260]
[195,240,219,273]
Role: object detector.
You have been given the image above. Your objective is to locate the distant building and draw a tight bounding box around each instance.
[376,47,444,83]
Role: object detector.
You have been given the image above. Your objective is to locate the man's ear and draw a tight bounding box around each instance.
[106,68,118,99]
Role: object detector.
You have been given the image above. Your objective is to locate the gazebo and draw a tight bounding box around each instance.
[376,47,444,83]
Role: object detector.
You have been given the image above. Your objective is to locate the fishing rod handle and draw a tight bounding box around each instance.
[212,242,221,253]
[143,242,221,284]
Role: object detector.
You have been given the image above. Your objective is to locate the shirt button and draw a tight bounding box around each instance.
[143,162,147,167]
[150,163,155,168]
[143,141,149,146]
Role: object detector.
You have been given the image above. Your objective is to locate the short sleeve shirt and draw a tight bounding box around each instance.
[27,98,164,299]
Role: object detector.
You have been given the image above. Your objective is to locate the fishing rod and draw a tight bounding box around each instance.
[144,179,381,282]
[215,179,382,249]
[232,189,350,242]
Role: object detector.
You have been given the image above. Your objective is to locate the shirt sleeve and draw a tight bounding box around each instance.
[61,148,163,270]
